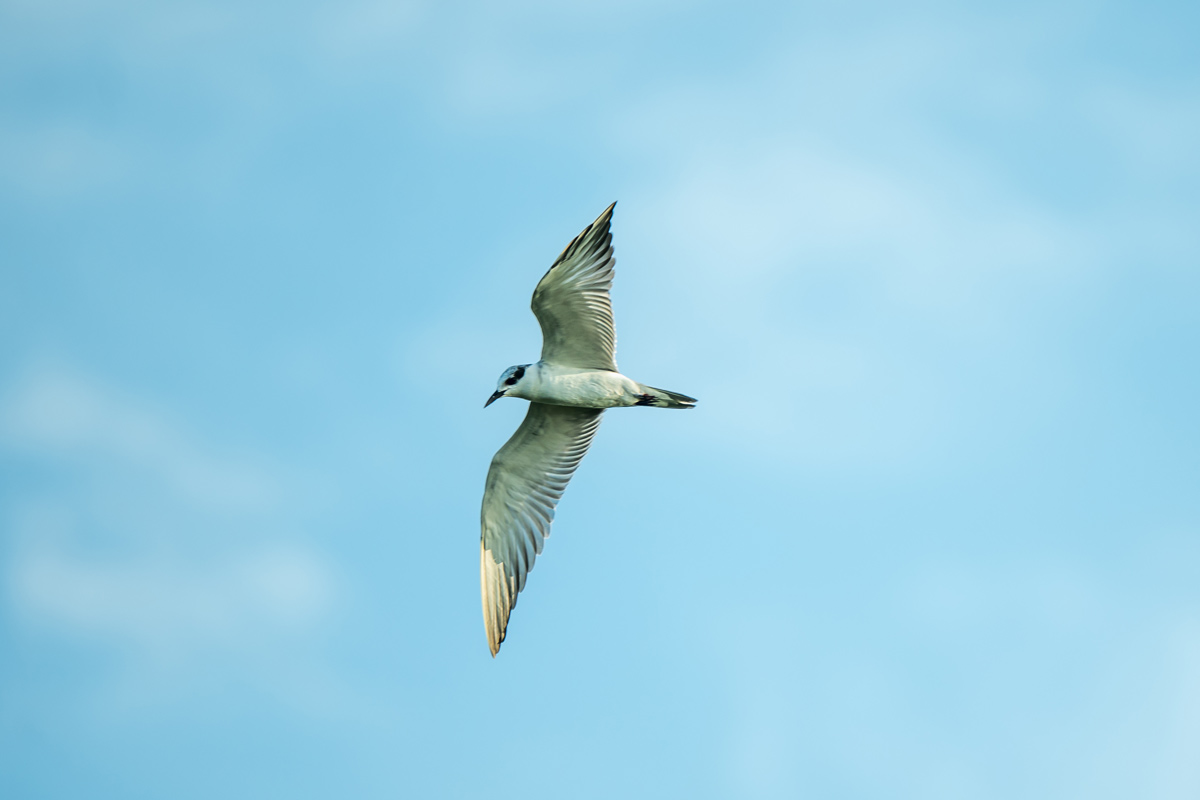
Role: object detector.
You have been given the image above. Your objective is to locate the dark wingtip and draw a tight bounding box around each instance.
[597,201,616,225]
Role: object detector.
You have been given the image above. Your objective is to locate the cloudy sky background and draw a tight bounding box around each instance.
[3,1,1198,797]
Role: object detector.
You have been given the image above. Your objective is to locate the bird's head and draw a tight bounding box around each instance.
[485,364,529,407]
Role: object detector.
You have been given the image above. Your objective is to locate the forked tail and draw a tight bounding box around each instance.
[634,384,698,409]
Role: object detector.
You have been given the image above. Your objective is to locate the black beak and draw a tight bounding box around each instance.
[484,390,505,408]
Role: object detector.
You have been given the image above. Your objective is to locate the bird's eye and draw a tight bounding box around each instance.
[504,377,517,386]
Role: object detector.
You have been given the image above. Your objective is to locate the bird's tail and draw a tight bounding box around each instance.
[635,384,698,409]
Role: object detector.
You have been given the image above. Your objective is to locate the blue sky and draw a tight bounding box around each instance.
[2,0,1198,797]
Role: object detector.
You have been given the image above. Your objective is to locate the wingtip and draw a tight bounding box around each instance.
[594,201,617,227]
[481,542,512,658]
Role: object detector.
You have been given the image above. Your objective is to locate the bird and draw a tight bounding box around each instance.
[480,202,696,656]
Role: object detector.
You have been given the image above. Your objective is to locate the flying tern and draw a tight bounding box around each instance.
[480,202,696,656]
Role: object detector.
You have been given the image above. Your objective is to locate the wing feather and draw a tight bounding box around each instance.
[532,203,618,371]
[480,403,604,655]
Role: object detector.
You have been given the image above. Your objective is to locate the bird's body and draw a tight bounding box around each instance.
[501,362,692,409]
[480,202,695,656]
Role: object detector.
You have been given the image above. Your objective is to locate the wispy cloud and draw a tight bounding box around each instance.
[2,364,282,512]
[1,363,342,713]
[9,535,333,654]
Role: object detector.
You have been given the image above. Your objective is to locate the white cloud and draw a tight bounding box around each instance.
[645,143,1093,305]
[615,137,1089,470]
[8,540,334,654]
[1153,620,1200,799]
[1,362,343,714]
[1085,83,1200,180]
[2,363,282,513]
[897,557,1100,633]
[0,123,130,201]
[311,0,424,60]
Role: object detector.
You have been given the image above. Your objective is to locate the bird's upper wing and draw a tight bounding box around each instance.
[531,203,618,371]
[480,402,604,656]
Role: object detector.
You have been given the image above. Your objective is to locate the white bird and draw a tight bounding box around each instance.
[480,202,696,656]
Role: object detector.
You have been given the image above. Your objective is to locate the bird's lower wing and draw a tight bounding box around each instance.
[480,402,604,656]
